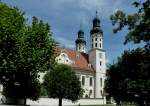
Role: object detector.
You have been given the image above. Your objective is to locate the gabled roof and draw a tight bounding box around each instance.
[57,48,95,74]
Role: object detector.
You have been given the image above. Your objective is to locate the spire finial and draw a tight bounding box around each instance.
[80,18,83,30]
[80,22,82,30]
[96,9,98,18]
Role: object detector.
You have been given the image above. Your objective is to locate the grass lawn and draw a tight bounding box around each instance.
[81,104,136,106]
[81,105,115,106]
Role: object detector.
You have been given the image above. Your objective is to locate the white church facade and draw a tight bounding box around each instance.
[55,12,106,99]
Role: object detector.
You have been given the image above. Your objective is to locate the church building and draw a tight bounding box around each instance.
[0,12,106,104]
[55,12,106,99]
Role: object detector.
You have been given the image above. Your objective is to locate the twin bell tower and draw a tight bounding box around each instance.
[75,11,106,98]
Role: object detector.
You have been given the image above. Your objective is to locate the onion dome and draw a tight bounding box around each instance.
[75,26,86,45]
[90,11,103,34]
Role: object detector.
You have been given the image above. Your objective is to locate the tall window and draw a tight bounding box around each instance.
[90,77,92,86]
[100,43,101,48]
[89,90,92,96]
[100,78,102,87]
[95,38,97,41]
[95,43,97,47]
[100,61,102,66]
[100,90,103,96]
[82,76,85,86]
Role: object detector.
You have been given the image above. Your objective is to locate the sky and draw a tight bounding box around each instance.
[2,0,142,64]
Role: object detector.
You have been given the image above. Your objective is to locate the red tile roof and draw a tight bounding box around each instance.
[58,48,95,74]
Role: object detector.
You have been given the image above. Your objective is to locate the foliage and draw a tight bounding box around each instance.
[105,0,150,106]
[40,84,48,97]
[43,64,83,106]
[0,2,57,101]
[105,48,150,105]
[110,0,150,47]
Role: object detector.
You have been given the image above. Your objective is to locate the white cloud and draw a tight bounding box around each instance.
[78,0,113,16]
[78,0,134,17]
[56,36,75,49]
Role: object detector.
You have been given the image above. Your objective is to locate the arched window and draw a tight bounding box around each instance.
[100,78,102,87]
[101,90,103,96]
[90,77,92,86]
[100,43,101,48]
[82,76,85,86]
[89,90,92,96]
[95,43,97,47]
[100,61,102,66]
[95,38,97,41]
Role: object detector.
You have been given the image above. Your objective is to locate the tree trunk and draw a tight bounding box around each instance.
[59,98,62,106]
[138,100,144,106]
[24,98,26,105]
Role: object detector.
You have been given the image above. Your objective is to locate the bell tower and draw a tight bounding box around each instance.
[75,24,86,53]
[89,11,106,100]
[91,11,103,49]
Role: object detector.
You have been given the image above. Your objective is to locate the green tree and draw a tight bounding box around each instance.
[110,0,150,48]
[105,0,150,106]
[40,84,48,97]
[0,2,57,104]
[43,64,83,106]
[105,48,150,106]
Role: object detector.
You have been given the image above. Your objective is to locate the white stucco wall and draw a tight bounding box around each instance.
[0,96,106,106]
[27,98,106,106]
[55,53,73,65]
[80,74,94,98]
